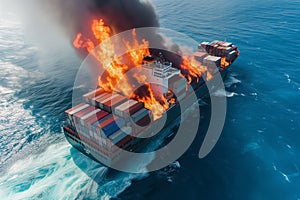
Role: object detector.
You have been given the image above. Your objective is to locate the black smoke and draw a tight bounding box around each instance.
[28,0,160,38]
[7,0,183,65]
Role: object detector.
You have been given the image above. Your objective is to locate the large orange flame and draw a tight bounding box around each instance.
[73,18,216,120]
[73,18,167,120]
[180,56,213,83]
[125,29,151,66]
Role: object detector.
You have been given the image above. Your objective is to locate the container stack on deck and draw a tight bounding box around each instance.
[168,75,187,102]
[200,40,238,63]
[64,88,155,159]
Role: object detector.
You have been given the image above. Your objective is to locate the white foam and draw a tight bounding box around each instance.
[0,142,100,200]
[224,74,242,88]
[0,141,151,199]
[280,171,291,183]
[284,73,291,84]
[212,89,239,98]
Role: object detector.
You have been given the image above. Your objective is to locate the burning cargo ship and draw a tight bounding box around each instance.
[63,33,239,167]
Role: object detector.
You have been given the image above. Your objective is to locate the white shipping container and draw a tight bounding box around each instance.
[221,42,232,47]
[68,104,89,116]
[93,93,112,106]
[80,109,101,126]
[114,100,139,117]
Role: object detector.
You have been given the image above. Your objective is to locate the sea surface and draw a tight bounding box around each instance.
[1,0,300,199]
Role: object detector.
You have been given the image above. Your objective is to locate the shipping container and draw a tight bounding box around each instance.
[227,50,237,61]
[193,51,208,63]
[85,91,111,107]
[94,93,113,108]
[77,124,90,139]
[65,103,89,128]
[115,133,133,150]
[131,108,150,123]
[96,93,118,110]
[79,108,101,126]
[203,55,221,68]
[168,75,187,94]
[135,114,151,128]
[84,110,109,129]
[91,114,113,134]
[101,93,128,113]
[83,88,105,100]
[110,127,132,144]
[221,42,232,47]
[83,88,105,105]
[73,106,96,125]
[114,99,144,118]
[102,117,126,137]
[200,42,209,49]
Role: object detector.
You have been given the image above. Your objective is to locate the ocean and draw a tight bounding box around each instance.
[0,0,300,199]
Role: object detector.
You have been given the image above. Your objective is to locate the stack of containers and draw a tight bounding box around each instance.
[72,105,99,139]
[80,109,110,141]
[215,46,228,57]
[65,86,157,156]
[226,51,237,62]
[99,93,128,113]
[66,88,138,155]
[83,88,112,108]
[169,75,187,102]
[204,56,221,68]
[200,42,209,50]
[83,88,105,106]
[109,127,133,152]
[208,43,218,55]
[193,51,208,63]
[231,45,237,51]
[65,103,89,130]
[220,42,232,47]
[130,108,152,134]
[114,99,144,119]
[114,99,152,135]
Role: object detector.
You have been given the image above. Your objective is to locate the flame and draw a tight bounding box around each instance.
[132,83,169,120]
[221,57,230,68]
[125,29,151,66]
[72,18,220,120]
[180,56,213,83]
[132,67,168,120]
[73,18,167,120]
[73,33,95,52]
[169,98,176,104]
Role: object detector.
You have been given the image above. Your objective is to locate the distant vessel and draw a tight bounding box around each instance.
[63,41,239,167]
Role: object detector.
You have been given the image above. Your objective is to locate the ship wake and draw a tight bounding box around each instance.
[0,142,151,199]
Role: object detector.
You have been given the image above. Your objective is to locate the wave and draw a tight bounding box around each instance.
[224,74,242,88]
[0,141,150,200]
[212,89,239,98]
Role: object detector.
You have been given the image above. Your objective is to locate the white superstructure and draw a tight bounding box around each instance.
[142,59,181,94]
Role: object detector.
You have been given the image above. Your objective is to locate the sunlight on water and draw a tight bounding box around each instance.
[0,142,100,200]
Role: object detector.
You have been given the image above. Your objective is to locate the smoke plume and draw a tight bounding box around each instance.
[15,0,159,38]
[5,0,183,65]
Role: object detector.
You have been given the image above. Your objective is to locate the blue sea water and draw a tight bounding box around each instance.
[0,0,300,199]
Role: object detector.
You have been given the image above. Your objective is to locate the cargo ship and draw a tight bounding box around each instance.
[63,41,239,168]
